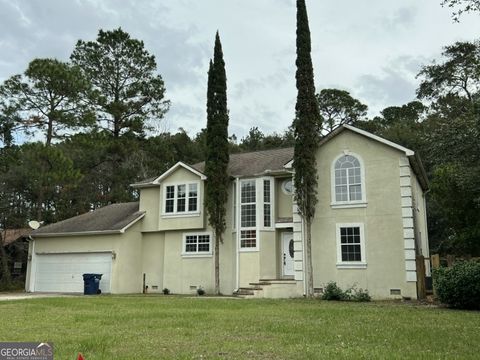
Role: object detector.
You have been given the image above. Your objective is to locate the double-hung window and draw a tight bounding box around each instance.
[183,233,212,256]
[336,223,366,268]
[240,179,256,249]
[164,182,199,215]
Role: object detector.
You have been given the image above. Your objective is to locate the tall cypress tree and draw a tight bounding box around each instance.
[293,0,321,297]
[205,32,230,295]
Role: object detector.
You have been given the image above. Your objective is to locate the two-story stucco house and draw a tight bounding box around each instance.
[25,125,430,299]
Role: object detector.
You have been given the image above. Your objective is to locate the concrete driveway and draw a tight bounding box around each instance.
[0,292,77,301]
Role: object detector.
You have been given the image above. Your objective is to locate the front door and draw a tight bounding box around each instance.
[282,232,294,277]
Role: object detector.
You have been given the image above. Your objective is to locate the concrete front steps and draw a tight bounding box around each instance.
[234,279,299,299]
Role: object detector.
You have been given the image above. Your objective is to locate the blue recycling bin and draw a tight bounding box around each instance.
[82,273,103,295]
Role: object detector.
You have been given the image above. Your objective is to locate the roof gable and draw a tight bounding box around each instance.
[131,162,206,188]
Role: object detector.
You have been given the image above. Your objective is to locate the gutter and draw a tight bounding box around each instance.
[31,213,145,238]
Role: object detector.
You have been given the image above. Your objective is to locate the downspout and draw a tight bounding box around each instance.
[302,216,307,296]
[27,236,35,292]
[235,177,240,291]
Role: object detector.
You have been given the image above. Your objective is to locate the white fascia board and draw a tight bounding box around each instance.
[343,124,415,156]
[119,212,146,232]
[155,162,207,183]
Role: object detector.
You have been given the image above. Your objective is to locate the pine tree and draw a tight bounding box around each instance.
[293,0,321,297]
[205,32,230,295]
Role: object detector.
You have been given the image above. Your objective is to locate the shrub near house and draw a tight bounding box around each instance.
[434,260,480,310]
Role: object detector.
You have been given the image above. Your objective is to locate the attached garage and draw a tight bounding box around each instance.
[34,252,112,293]
[26,202,145,294]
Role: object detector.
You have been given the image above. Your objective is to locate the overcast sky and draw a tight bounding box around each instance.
[1,0,479,140]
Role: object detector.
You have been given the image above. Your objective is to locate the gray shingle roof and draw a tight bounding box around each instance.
[32,202,144,236]
[192,147,294,177]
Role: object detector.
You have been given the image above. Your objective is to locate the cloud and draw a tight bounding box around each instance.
[355,56,425,115]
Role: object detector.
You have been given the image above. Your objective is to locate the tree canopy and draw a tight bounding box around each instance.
[316,88,367,133]
[0,58,94,145]
[71,28,170,138]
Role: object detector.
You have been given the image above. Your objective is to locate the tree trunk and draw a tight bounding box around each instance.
[214,231,220,295]
[46,117,53,146]
[305,219,314,297]
[0,234,11,286]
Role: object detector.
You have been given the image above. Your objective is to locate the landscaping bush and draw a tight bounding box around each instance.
[433,260,480,310]
[162,288,170,295]
[322,282,371,302]
[322,282,347,300]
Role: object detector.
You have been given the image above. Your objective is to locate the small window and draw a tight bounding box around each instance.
[263,179,272,228]
[282,179,293,195]
[333,155,364,203]
[336,224,366,267]
[183,233,212,255]
[240,230,256,249]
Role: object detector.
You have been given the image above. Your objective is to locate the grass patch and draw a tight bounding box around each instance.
[0,296,479,359]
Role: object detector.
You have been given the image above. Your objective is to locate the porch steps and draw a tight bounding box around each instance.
[234,279,298,299]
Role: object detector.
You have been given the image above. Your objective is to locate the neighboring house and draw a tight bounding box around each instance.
[1,229,30,280]
[25,125,430,299]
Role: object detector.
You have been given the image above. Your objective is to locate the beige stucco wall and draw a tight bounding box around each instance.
[276,177,293,219]
[310,130,417,299]
[259,231,277,279]
[139,187,160,231]
[141,232,165,292]
[28,221,144,294]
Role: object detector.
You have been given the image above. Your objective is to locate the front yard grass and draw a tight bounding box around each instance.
[0,295,479,359]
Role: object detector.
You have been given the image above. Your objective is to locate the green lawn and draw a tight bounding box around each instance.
[0,296,479,359]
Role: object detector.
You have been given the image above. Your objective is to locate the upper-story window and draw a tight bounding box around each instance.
[263,179,272,228]
[332,154,365,204]
[164,182,199,215]
[240,179,257,249]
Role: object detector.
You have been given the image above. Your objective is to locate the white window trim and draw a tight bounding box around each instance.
[162,181,201,217]
[330,151,367,207]
[239,178,259,252]
[181,232,212,257]
[335,223,367,269]
[261,177,274,231]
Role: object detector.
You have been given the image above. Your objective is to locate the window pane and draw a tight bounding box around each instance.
[336,185,348,202]
[177,184,186,198]
[188,197,197,212]
[264,204,271,227]
[198,235,210,252]
[185,235,197,252]
[166,186,175,199]
[177,198,186,212]
[241,180,256,203]
[165,199,174,213]
[240,230,256,248]
[263,180,271,203]
[349,185,362,201]
[188,184,197,197]
[335,169,347,185]
[241,204,256,227]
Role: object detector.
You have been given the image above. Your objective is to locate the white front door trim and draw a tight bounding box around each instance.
[282,232,294,277]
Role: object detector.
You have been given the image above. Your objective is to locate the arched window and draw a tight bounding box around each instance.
[333,154,363,203]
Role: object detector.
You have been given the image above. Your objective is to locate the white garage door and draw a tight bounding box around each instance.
[34,253,112,293]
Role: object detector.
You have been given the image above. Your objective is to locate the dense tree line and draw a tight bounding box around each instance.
[0,27,479,289]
